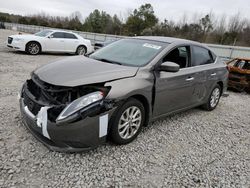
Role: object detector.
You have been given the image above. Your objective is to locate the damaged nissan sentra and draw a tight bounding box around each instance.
[19,37,228,152]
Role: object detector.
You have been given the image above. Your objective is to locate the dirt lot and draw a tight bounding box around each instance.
[0,29,250,187]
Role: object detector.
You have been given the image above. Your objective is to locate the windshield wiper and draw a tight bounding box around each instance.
[95,58,122,65]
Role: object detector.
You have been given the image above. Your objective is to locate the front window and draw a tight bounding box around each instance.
[50,32,65,38]
[34,30,53,37]
[163,46,190,68]
[89,39,168,67]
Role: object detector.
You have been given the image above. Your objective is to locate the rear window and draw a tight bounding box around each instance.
[192,46,214,66]
[64,33,78,39]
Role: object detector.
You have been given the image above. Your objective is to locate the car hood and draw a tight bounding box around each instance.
[9,34,41,40]
[34,56,139,87]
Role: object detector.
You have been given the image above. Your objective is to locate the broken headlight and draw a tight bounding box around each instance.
[56,91,103,122]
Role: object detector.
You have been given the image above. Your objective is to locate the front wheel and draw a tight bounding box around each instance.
[202,84,221,111]
[109,98,145,145]
[26,42,41,55]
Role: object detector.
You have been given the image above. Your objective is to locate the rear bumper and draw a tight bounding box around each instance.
[20,98,115,152]
[86,45,94,54]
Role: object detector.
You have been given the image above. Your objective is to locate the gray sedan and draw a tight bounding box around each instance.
[19,36,228,152]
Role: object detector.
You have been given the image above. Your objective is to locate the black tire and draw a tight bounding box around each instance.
[76,45,86,55]
[202,84,221,111]
[109,98,145,145]
[26,42,41,55]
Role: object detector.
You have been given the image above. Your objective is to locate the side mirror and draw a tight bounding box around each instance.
[158,61,180,72]
[48,35,53,39]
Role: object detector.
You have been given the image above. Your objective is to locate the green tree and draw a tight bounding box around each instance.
[125,3,158,35]
[29,17,38,25]
[18,17,28,24]
[68,11,83,30]
[138,4,158,29]
[112,14,122,35]
[83,9,102,33]
[100,11,113,34]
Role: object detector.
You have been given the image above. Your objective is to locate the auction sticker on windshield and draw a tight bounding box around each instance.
[143,43,162,50]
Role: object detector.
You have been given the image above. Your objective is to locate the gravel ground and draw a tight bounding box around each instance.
[0,29,250,188]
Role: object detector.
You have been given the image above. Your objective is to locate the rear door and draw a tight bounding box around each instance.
[190,45,218,103]
[64,33,79,52]
[45,32,65,52]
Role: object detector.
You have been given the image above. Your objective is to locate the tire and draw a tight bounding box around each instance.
[26,42,41,55]
[76,46,86,55]
[202,84,221,111]
[109,98,145,145]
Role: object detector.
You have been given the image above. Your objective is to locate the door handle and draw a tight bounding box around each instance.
[186,77,194,81]
[60,40,64,42]
[210,73,217,76]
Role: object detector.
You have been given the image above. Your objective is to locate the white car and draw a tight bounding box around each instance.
[7,30,94,55]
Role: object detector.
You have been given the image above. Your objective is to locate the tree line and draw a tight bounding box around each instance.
[0,3,250,46]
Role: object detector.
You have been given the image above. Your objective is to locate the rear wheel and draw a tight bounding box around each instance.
[202,84,221,111]
[110,98,145,145]
[26,42,41,55]
[76,46,86,55]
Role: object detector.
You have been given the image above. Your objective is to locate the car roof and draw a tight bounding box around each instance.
[46,29,76,34]
[133,36,204,46]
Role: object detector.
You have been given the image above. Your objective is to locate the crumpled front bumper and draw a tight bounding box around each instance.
[19,98,116,152]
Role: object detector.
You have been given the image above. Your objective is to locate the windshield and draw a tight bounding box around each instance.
[89,39,168,67]
[34,30,53,37]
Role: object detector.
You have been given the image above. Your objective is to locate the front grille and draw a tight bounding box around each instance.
[8,37,13,44]
[22,75,72,117]
[23,88,44,115]
[22,74,105,121]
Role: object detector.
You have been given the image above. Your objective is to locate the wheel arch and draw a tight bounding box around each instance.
[25,41,42,52]
[76,44,87,52]
[217,81,223,95]
[129,94,150,127]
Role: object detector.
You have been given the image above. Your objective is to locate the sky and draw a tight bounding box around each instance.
[0,0,250,22]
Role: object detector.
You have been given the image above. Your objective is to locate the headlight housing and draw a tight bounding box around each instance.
[56,91,103,122]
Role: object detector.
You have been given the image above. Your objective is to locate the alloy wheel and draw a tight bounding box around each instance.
[118,106,142,139]
[210,87,220,108]
[77,47,86,55]
[28,43,39,55]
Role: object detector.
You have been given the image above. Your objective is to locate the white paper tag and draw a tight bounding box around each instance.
[143,43,162,50]
[37,107,51,139]
[99,114,108,138]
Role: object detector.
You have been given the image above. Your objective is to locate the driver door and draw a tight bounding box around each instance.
[153,46,201,117]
